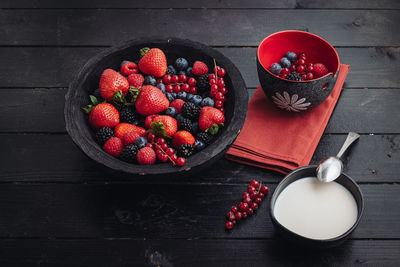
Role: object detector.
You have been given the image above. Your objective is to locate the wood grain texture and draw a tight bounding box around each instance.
[0,10,398,46]
[0,134,398,183]
[1,0,399,9]
[0,183,397,239]
[0,239,398,267]
[1,47,399,88]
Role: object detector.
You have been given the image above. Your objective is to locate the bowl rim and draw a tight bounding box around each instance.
[257,30,340,83]
[64,37,248,176]
[269,165,364,243]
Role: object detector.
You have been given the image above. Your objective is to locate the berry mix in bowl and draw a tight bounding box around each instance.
[257,30,340,112]
[65,38,248,176]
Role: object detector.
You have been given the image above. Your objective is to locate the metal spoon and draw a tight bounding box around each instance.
[317,132,360,183]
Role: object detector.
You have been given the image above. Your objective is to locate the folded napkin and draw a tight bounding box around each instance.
[226,64,350,174]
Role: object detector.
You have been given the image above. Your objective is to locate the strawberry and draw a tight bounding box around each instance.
[199,106,225,135]
[103,137,123,157]
[135,85,169,116]
[121,61,139,76]
[149,115,178,137]
[88,103,120,129]
[138,48,167,77]
[192,61,209,76]
[99,69,129,100]
[122,131,141,146]
[145,115,158,129]
[312,63,329,78]
[170,99,185,113]
[137,147,156,165]
[127,73,144,88]
[114,123,146,138]
[172,130,195,148]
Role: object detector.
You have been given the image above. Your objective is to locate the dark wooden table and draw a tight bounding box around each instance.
[1,1,399,266]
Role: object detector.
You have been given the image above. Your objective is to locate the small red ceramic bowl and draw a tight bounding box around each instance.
[257,30,340,112]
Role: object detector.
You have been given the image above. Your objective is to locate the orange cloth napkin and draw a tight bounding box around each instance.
[226,64,349,174]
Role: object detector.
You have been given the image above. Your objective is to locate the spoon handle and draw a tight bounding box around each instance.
[336,132,360,159]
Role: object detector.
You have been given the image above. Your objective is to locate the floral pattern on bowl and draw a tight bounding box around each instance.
[271,91,311,112]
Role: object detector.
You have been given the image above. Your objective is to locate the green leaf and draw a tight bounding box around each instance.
[112,90,126,104]
[128,86,141,104]
[207,123,219,135]
[139,47,150,58]
[148,121,171,139]
[89,95,99,106]
[82,105,94,114]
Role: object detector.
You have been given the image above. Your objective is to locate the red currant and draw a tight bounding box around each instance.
[242,192,250,200]
[215,92,223,100]
[147,133,156,142]
[257,192,265,199]
[249,191,258,199]
[298,59,305,65]
[282,68,290,75]
[157,138,166,145]
[293,60,299,65]
[166,148,175,156]
[231,206,238,213]
[306,72,314,80]
[174,84,181,93]
[211,84,219,92]
[301,74,307,80]
[215,100,223,109]
[156,79,162,84]
[250,180,260,188]
[158,152,169,162]
[219,107,225,113]
[179,74,187,83]
[235,212,243,220]
[210,90,216,98]
[290,65,297,72]
[251,202,258,211]
[260,185,269,194]
[189,87,197,94]
[299,52,306,58]
[163,75,172,84]
[209,74,216,80]
[209,79,217,85]
[248,186,256,194]
[214,66,221,73]
[161,143,168,150]
[170,154,178,162]
[181,83,190,92]
[146,143,154,149]
[217,68,226,77]
[219,87,227,95]
[281,74,287,79]
[297,65,305,73]
[188,77,197,86]
[254,197,262,204]
[238,202,249,212]
[247,208,254,215]
[226,221,234,229]
[243,197,252,205]
[172,75,179,83]
[217,79,225,88]
[176,157,185,166]
[242,212,248,218]
[166,84,173,93]
[227,211,235,221]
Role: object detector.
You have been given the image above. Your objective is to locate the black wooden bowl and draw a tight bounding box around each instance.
[257,31,340,112]
[65,38,248,176]
[269,166,364,248]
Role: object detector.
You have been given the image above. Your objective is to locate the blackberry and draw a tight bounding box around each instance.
[120,107,137,124]
[120,144,139,162]
[95,127,114,145]
[197,74,210,97]
[196,132,213,145]
[181,102,201,120]
[286,72,303,81]
[178,118,193,132]
[177,144,194,158]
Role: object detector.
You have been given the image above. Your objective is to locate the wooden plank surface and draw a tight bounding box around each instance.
[0,10,399,46]
[0,239,398,267]
[1,47,399,88]
[0,183,397,239]
[0,134,398,183]
[1,0,399,9]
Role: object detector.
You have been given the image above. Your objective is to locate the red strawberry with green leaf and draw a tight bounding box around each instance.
[135,85,169,115]
[199,106,225,135]
[148,115,178,137]
[99,69,129,100]
[172,131,195,148]
[87,102,120,129]
[138,48,167,77]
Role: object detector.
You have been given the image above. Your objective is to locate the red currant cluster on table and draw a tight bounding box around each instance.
[269,51,329,81]
[225,180,269,230]
[82,47,227,167]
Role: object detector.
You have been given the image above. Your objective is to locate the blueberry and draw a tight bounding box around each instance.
[165,107,177,117]
[176,114,185,122]
[166,93,175,102]
[144,76,156,86]
[156,83,166,94]
[269,63,282,74]
[186,67,193,77]
[177,91,187,100]
[93,88,101,99]
[167,65,176,75]
[192,95,203,106]
[285,51,297,61]
[280,57,291,68]
[177,70,186,75]
[194,140,205,151]
[201,97,214,107]
[120,60,131,68]
[175,58,189,71]
[135,137,147,149]
[186,93,194,101]
[171,92,177,99]
[191,122,199,133]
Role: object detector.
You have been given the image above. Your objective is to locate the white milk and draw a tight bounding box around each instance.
[273,177,358,240]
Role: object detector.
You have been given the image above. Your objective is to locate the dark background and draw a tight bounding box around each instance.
[0,1,399,266]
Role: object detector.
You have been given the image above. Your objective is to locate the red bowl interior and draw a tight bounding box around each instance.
[258,31,340,79]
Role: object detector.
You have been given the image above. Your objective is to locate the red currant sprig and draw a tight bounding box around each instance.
[225,179,269,230]
[148,134,186,167]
